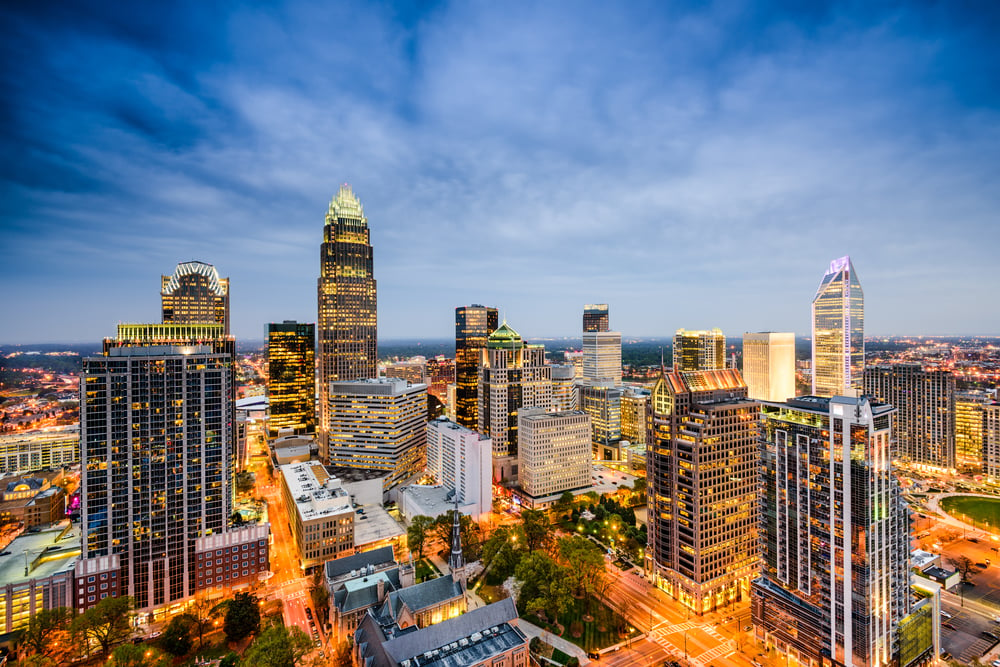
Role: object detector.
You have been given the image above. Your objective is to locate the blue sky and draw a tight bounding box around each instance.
[2,1,999,343]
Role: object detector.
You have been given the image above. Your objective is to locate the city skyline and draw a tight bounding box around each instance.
[2,3,1000,343]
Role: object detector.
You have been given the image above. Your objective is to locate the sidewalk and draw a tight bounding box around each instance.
[518,618,592,666]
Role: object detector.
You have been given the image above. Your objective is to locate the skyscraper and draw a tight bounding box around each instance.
[578,384,623,461]
[863,363,955,470]
[454,305,499,430]
[161,261,230,334]
[753,395,915,667]
[955,390,994,472]
[646,369,758,614]
[267,321,316,438]
[318,185,377,462]
[426,418,492,520]
[517,408,591,502]
[985,402,1000,483]
[478,322,551,459]
[672,328,725,372]
[742,332,796,402]
[811,256,863,397]
[582,303,609,332]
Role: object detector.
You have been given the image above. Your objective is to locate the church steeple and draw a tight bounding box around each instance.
[449,497,466,587]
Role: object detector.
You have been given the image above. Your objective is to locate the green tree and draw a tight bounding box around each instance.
[16,606,70,659]
[308,568,329,624]
[520,509,551,553]
[222,591,261,642]
[106,643,171,667]
[407,515,434,559]
[242,622,313,667]
[552,491,575,517]
[70,595,134,659]
[433,510,482,561]
[180,594,223,649]
[556,537,606,611]
[236,471,256,494]
[514,552,572,623]
[158,615,193,656]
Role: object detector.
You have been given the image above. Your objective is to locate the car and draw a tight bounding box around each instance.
[587,652,600,659]
[941,610,952,619]
[970,537,981,543]
[991,660,1000,667]
[943,622,957,630]
[981,631,999,641]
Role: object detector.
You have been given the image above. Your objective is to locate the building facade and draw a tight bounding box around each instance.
[753,395,912,667]
[985,403,1000,483]
[582,332,622,386]
[646,369,758,615]
[812,256,864,397]
[280,461,355,570]
[161,261,230,334]
[550,365,577,411]
[426,418,492,520]
[517,408,591,500]
[0,429,79,475]
[742,332,796,403]
[583,303,609,333]
[328,378,427,489]
[477,323,551,458]
[267,321,316,437]
[318,184,378,462]
[863,364,956,470]
[673,329,726,372]
[620,386,649,446]
[955,390,993,472]
[455,305,499,430]
[578,383,623,461]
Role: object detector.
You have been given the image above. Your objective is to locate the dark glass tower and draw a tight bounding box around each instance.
[454,305,498,429]
[582,303,609,332]
[267,321,316,437]
[318,185,377,461]
[161,261,230,334]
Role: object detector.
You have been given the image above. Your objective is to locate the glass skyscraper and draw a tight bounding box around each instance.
[811,256,864,397]
[267,321,316,437]
[318,185,377,462]
[672,328,726,372]
[161,261,230,334]
[454,305,499,429]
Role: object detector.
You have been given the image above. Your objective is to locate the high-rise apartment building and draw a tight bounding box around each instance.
[477,323,551,458]
[583,303,609,333]
[161,261,230,334]
[517,408,591,501]
[742,332,796,402]
[983,403,1000,483]
[318,185,377,462]
[80,344,268,611]
[812,256,863,397]
[672,329,725,372]
[620,386,649,446]
[753,395,914,667]
[454,305,499,430]
[550,365,577,411]
[327,378,426,489]
[956,390,993,471]
[578,384,623,461]
[267,321,316,438]
[426,418,493,520]
[863,364,956,470]
[646,369,758,614]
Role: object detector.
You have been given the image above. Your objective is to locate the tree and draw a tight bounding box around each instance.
[236,471,256,495]
[17,606,70,659]
[552,491,575,517]
[308,568,329,623]
[180,594,223,649]
[557,537,606,600]
[70,595,134,659]
[242,622,313,667]
[106,643,171,667]
[948,555,977,584]
[222,591,261,642]
[514,552,573,623]
[482,526,523,581]
[159,615,193,656]
[433,510,482,561]
[520,509,551,553]
[407,515,434,559]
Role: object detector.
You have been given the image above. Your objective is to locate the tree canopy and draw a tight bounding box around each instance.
[241,622,313,667]
[70,596,134,658]
[222,592,261,642]
[407,515,434,558]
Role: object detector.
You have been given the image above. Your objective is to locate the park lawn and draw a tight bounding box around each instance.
[415,558,441,582]
[940,495,1000,532]
[524,596,636,653]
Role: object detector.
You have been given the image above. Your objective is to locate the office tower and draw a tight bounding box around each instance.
[564,350,584,378]
[583,303,609,333]
[318,184,378,462]
[80,344,268,611]
[550,365,577,411]
[384,359,427,385]
[578,383,623,461]
[646,369,758,614]
[424,356,456,403]
[454,305,499,430]
[620,386,649,446]
[426,418,493,519]
[161,261,230,334]
[863,364,956,470]
[742,332,796,402]
[266,321,316,438]
[582,332,622,385]
[956,390,993,472]
[517,408,591,501]
[477,322,551,458]
[328,378,426,489]
[985,403,1000,483]
[672,328,725,372]
[753,395,912,667]
[812,256,863,397]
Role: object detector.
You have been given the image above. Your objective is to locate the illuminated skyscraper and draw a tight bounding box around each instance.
[811,256,863,397]
[578,384,623,461]
[267,321,316,438]
[620,386,649,446]
[646,369,758,614]
[518,408,591,501]
[753,396,918,667]
[583,304,609,333]
[985,402,1000,483]
[672,329,725,372]
[550,365,577,411]
[161,261,230,334]
[742,332,796,402]
[956,390,993,471]
[455,305,499,430]
[318,185,377,462]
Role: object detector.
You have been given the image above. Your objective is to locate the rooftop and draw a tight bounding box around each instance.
[0,521,81,587]
[326,545,397,581]
[355,503,406,547]
[281,461,352,521]
[399,485,476,520]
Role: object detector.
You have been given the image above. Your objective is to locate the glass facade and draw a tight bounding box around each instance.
[582,303,609,333]
[161,261,230,334]
[811,256,864,397]
[266,321,316,437]
[955,390,992,471]
[318,185,377,462]
[454,305,499,429]
[672,328,725,372]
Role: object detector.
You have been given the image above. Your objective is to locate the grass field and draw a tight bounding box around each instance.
[940,495,1000,532]
[524,596,637,653]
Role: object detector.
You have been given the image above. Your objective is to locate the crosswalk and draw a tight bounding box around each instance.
[646,624,736,667]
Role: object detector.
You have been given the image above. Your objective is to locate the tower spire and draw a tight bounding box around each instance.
[449,496,465,587]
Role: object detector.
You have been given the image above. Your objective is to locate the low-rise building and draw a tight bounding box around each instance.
[0,471,67,528]
[0,429,79,475]
[281,461,355,571]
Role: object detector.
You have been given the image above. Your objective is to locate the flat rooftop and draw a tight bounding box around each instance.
[281,461,353,521]
[399,485,476,518]
[0,521,81,586]
[354,503,405,547]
